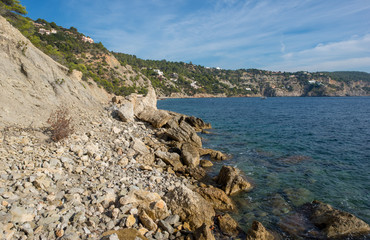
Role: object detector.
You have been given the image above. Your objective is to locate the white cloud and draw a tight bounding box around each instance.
[266,34,370,72]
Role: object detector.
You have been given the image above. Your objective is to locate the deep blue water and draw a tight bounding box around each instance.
[158,97,370,233]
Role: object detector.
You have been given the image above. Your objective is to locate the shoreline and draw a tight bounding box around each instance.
[1,92,370,239]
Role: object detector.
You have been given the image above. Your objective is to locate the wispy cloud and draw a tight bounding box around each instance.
[23,0,370,71]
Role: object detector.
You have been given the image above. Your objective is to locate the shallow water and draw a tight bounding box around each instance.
[158,97,370,234]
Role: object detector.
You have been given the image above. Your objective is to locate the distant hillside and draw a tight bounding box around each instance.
[1,3,369,97]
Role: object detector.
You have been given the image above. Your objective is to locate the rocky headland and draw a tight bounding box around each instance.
[1,14,370,240]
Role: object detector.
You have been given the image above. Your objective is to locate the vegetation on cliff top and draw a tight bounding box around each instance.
[1,1,369,97]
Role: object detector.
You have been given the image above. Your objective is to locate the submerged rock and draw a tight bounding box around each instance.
[305,200,370,239]
[216,166,253,196]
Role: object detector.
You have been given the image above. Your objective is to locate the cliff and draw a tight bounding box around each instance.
[0,15,110,127]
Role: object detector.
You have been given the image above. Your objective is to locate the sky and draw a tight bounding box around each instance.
[21,0,370,72]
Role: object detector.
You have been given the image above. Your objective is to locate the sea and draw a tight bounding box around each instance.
[158,97,370,237]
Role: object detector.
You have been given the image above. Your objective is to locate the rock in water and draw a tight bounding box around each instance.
[217,214,240,236]
[305,200,370,239]
[216,166,253,195]
[246,221,275,240]
[165,185,215,230]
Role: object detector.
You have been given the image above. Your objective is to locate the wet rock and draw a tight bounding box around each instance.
[195,186,234,211]
[165,185,215,230]
[199,148,227,161]
[184,116,211,132]
[245,221,275,240]
[194,223,216,240]
[200,159,213,168]
[304,200,370,239]
[217,214,239,236]
[216,165,253,196]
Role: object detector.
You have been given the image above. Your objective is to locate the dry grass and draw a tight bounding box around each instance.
[47,107,74,142]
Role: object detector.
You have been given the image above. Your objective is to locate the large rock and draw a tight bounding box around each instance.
[245,221,275,240]
[165,185,215,230]
[199,148,227,161]
[165,117,202,147]
[134,87,157,115]
[194,223,216,240]
[136,108,172,128]
[181,143,200,168]
[184,116,211,131]
[116,100,134,122]
[305,200,370,239]
[217,214,239,236]
[119,190,170,221]
[216,166,253,196]
[155,150,183,171]
[195,186,235,211]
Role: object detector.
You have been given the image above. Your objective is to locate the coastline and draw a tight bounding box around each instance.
[1,91,370,239]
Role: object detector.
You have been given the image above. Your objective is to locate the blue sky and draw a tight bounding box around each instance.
[21,0,370,72]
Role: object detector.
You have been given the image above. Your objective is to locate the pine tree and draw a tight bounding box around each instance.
[0,0,27,15]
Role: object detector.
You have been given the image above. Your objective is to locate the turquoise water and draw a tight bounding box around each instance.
[158,97,370,233]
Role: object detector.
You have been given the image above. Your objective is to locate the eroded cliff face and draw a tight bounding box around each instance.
[0,15,110,127]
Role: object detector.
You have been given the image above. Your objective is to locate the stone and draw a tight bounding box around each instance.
[10,206,35,223]
[184,116,211,132]
[131,138,150,155]
[164,118,202,147]
[217,214,239,236]
[305,200,370,239]
[164,215,180,225]
[165,185,215,230]
[246,221,275,240]
[101,228,148,240]
[116,101,134,122]
[158,220,174,234]
[216,165,253,195]
[195,186,235,211]
[137,108,172,128]
[194,223,216,240]
[181,143,200,168]
[126,214,136,228]
[139,210,158,231]
[155,150,183,171]
[200,159,213,168]
[198,148,227,161]
[133,87,157,115]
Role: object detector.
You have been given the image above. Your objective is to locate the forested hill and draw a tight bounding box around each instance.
[1,1,369,97]
[113,52,370,97]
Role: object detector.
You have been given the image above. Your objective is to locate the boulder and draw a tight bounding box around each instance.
[133,87,157,115]
[199,148,227,161]
[217,214,239,236]
[216,166,253,196]
[245,221,275,240]
[181,143,200,168]
[155,150,183,171]
[136,108,172,128]
[194,223,216,240]
[165,185,215,230]
[119,190,170,221]
[184,116,212,131]
[187,167,207,181]
[195,186,235,211]
[131,138,150,155]
[139,210,157,231]
[200,159,213,168]
[116,100,134,122]
[165,117,202,147]
[305,200,370,239]
[101,228,147,240]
